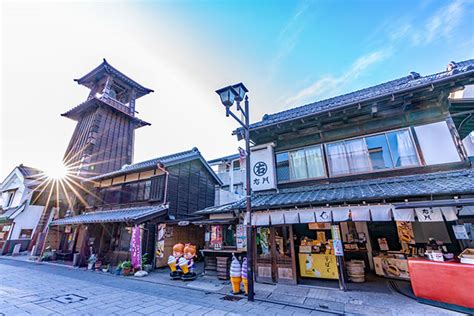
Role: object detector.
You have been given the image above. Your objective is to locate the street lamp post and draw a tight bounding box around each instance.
[216,83,254,301]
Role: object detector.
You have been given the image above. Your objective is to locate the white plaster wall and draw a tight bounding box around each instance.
[1,169,28,208]
[463,132,474,157]
[414,121,461,165]
[10,205,44,240]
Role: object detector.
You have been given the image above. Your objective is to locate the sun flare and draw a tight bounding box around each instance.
[45,163,70,180]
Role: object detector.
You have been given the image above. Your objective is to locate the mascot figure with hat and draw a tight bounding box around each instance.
[168,243,184,280]
[181,244,197,281]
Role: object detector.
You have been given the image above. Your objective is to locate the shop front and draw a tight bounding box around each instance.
[250,204,470,292]
[192,212,247,280]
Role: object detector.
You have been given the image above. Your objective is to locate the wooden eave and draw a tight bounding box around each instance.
[74,59,154,99]
[248,71,474,143]
[61,97,150,128]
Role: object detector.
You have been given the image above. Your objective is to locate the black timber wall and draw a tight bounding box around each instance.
[167,160,216,218]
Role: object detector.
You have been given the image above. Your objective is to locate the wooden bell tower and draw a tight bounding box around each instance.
[62,59,153,178]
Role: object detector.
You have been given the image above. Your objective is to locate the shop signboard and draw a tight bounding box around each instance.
[236,224,247,250]
[331,225,344,256]
[298,253,338,279]
[155,224,166,260]
[396,221,415,245]
[210,225,222,250]
[452,225,469,240]
[250,143,276,192]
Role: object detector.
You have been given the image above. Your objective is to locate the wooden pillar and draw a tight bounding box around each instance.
[129,88,137,115]
[102,75,114,98]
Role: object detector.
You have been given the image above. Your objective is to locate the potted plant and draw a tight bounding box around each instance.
[88,254,97,270]
[115,263,122,275]
[142,253,153,272]
[95,259,102,270]
[102,264,110,273]
[121,261,132,276]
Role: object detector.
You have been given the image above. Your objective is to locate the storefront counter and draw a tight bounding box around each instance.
[201,249,246,280]
[298,253,338,279]
[373,256,410,280]
[408,258,474,311]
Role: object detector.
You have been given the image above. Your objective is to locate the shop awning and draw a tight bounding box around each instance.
[250,204,459,226]
[50,205,168,226]
[192,218,236,225]
[195,168,474,215]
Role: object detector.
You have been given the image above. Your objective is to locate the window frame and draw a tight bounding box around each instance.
[325,127,421,178]
[275,143,328,184]
[19,229,33,239]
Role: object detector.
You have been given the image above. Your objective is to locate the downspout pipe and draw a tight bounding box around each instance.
[157,163,169,205]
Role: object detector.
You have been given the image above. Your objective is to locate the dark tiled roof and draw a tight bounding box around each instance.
[196,201,243,215]
[50,205,168,226]
[89,147,222,184]
[250,59,474,130]
[208,153,240,164]
[198,168,474,214]
[17,164,43,178]
[0,202,27,222]
[61,97,150,128]
[74,59,154,98]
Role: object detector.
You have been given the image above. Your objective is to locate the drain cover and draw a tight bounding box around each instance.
[221,295,243,301]
[51,294,87,304]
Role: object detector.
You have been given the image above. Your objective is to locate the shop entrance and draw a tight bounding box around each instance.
[254,225,296,284]
[293,223,340,288]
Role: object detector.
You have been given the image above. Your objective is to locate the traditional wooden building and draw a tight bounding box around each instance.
[35,60,156,262]
[49,148,221,266]
[198,59,474,298]
[62,58,153,178]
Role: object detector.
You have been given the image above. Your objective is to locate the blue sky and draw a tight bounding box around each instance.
[1,0,473,178]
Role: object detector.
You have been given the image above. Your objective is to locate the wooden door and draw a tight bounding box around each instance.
[273,225,297,284]
[254,226,297,284]
[254,227,273,283]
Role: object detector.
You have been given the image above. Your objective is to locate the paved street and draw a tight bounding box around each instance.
[0,258,463,316]
[0,259,335,316]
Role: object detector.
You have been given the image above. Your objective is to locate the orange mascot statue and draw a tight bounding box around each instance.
[181,244,197,281]
[168,243,184,280]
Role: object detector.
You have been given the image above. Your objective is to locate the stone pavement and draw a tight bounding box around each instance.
[0,257,463,315]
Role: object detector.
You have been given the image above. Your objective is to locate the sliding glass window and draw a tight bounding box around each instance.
[326,129,420,176]
[276,145,326,182]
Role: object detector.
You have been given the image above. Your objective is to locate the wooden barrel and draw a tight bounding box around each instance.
[347,260,365,283]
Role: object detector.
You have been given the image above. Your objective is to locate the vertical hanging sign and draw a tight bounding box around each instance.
[250,143,276,192]
[130,226,142,269]
[331,225,344,256]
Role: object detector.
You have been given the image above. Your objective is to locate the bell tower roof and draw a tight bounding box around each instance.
[74,59,154,99]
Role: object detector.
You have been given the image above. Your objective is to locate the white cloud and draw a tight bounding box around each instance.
[285,49,391,106]
[267,1,313,82]
[389,0,467,46]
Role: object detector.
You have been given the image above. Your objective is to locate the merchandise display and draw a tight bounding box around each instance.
[298,235,338,279]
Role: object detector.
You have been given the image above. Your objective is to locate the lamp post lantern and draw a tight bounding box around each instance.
[215,82,254,301]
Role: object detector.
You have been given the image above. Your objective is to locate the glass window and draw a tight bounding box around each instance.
[19,229,33,239]
[118,227,132,252]
[232,160,240,171]
[103,186,121,204]
[276,145,325,182]
[143,180,151,200]
[256,227,272,259]
[289,145,325,180]
[274,226,291,259]
[327,139,370,176]
[365,134,394,170]
[276,152,290,182]
[387,130,419,167]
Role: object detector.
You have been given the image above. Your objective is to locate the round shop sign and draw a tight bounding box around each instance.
[253,161,267,176]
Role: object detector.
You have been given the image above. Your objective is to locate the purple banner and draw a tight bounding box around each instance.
[130,226,141,269]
